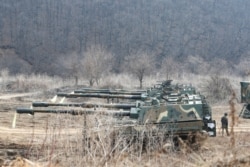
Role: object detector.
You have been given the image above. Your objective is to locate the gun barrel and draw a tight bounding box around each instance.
[16,108,131,116]
[57,93,142,99]
[32,102,136,109]
[79,88,145,92]
[32,102,79,107]
[74,90,144,95]
[16,108,71,115]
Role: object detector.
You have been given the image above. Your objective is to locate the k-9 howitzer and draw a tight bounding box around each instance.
[15,80,216,140]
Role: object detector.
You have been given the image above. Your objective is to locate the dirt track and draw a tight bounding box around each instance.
[0,92,39,100]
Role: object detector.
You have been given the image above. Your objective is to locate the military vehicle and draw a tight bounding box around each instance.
[239,81,250,118]
[16,80,216,149]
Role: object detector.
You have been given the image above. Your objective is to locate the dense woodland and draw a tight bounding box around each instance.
[0,0,250,79]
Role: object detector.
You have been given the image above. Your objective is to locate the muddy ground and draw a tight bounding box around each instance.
[0,91,250,166]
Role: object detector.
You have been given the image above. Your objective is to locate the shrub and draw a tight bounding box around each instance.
[202,75,233,104]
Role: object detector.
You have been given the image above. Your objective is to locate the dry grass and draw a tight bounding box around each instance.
[0,69,245,94]
[0,111,250,167]
[0,72,250,166]
[1,110,247,167]
[0,71,88,93]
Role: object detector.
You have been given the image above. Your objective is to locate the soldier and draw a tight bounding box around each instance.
[221,113,229,136]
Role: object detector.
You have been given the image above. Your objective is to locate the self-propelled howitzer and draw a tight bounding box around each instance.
[16,80,216,143]
[16,94,216,137]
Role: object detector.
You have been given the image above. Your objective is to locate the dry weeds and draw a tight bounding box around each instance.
[0,109,249,167]
[0,73,250,166]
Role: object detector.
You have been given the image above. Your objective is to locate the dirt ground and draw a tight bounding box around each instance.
[0,92,250,166]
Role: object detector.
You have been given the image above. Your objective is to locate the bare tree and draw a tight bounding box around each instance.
[125,52,155,89]
[81,45,113,86]
[235,56,250,78]
[161,56,180,80]
[202,75,232,104]
[59,52,82,86]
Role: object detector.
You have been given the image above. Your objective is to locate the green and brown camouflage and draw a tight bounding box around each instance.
[128,93,215,136]
[239,81,250,118]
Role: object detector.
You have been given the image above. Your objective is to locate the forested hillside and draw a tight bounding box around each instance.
[0,0,250,77]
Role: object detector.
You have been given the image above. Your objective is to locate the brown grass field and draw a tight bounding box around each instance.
[0,90,250,167]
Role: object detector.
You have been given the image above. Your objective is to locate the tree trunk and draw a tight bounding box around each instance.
[139,79,143,89]
[74,76,78,86]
